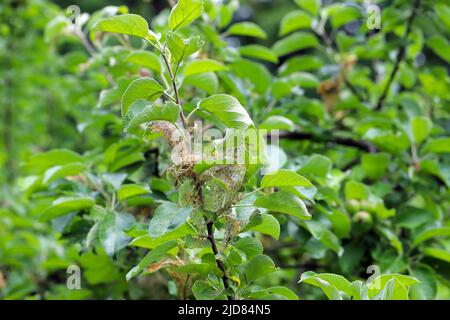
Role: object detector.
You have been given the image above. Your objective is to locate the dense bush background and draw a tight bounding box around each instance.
[0,0,449,300]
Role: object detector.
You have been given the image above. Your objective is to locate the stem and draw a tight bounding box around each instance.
[183,275,190,300]
[163,91,177,102]
[145,38,188,129]
[238,187,262,201]
[161,52,188,129]
[410,142,419,169]
[185,106,200,122]
[76,30,96,56]
[275,131,377,153]
[110,192,116,210]
[375,0,421,111]
[206,221,233,300]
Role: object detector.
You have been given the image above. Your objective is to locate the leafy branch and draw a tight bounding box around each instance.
[206,221,233,300]
[375,0,421,111]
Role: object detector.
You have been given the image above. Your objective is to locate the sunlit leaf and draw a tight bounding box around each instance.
[169,0,204,31]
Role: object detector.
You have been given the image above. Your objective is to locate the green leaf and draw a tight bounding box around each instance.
[169,0,204,31]
[301,220,343,255]
[93,14,149,39]
[123,100,180,131]
[192,280,227,300]
[43,162,85,184]
[184,59,227,77]
[423,137,450,154]
[98,77,138,108]
[396,207,434,229]
[238,45,278,63]
[230,59,272,94]
[326,4,361,29]
[345,180,370,200]
[413,227,450,246]
[217,3,234,28]
[409,265,437,300]
[295,0,320,16]
[299,271,354,300]
[243,213,280,240]
[150,178,173,193]
[249,286,298,300]
[235,237,263,260]
[148,202,192,238]
[40,197,95,222]
[298,154,332,178]
[121,77,164,116]
[79,249,120,285]
[272,31,318,57]
[246,254,277,282]
[130,223,195,249]
[102,173,128,191]
[278,55,324,76]
[426,35,450,64]
[410,116,432,144]
[260,115,295,131]
[227,22,267,39]
[377,278,409,300]
[378,225,403,255]
[364,129,411,153]
[421,247,450,263]
[254,191,311,219]
[126,51,162,73]
[399,65,416,89]
[24,149,83,174]
[321,207,351,239]
[198,94,253,129]
[419,159,450,188]
[361,153,390,180]
[126,240,178,281]
[339,242,365,273]
[282,72,319,89]
[261,169,312,188]
[118,183,151,201]
[167,32,204,66]
[183,72,218,94]
[367,274,419,299]
[109,152,145,172]
[173,263,212,276]
[435,4,450,29]
[99,211,136,256]
[279,10,312,36]
[280,185,317,201]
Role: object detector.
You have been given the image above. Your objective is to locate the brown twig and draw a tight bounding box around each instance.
[277,131,377,153]
[206,221,233,300]
[375,0,421,111]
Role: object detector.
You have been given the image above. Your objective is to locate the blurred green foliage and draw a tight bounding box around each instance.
[0,0,449,300]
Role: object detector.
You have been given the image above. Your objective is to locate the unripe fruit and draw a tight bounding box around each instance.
[360,199,377,213]
[345,199,361,213]
[352,210,373,234]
